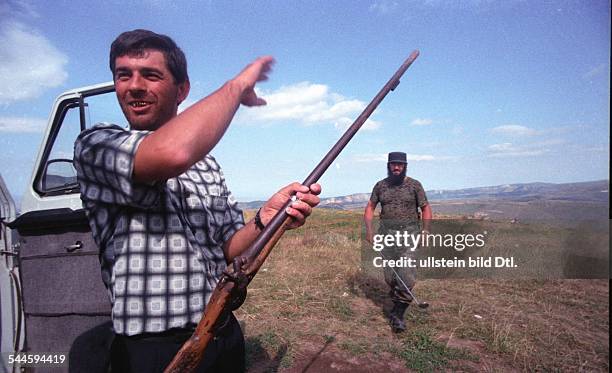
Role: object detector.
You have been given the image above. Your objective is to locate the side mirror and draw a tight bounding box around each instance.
[42,159,78,191]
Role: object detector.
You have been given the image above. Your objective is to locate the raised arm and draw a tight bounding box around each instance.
[133,56,274,182]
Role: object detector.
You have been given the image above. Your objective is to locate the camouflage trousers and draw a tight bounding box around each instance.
[380,227,419,304]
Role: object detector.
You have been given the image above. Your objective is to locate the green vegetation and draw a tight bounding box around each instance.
[398,329,478,372]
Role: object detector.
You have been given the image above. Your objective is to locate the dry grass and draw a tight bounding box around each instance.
[237,209,609,372]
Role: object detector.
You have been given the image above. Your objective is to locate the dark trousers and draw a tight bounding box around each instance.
[110,314,245,373]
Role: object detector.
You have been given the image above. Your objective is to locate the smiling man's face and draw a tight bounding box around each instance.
[113,49,189,131]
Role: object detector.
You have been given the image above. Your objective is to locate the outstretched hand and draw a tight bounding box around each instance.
[233,56,275,107]
[260,183,322,230]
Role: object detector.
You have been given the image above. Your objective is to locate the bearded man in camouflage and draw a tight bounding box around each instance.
[364,152,432,332]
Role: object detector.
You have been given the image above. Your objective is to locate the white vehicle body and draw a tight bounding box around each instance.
[1,82,122,372]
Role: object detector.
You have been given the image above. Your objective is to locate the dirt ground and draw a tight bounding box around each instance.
[241,279,608,372]
[238,210,609,372]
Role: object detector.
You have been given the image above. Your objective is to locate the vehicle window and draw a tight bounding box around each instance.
[85,92,127,128]
[37,88,123,196]
[48,104,82,164]
[41,103,82,194]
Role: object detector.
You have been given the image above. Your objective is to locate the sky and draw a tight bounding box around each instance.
[0,0,609,202]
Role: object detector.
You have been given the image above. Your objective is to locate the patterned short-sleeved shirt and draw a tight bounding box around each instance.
[73,123,244,336]
[370,176,428,222]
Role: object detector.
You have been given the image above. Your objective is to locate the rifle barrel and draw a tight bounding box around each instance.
[244,50,420,261]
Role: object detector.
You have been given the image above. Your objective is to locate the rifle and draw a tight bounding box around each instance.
[164,50,420,373]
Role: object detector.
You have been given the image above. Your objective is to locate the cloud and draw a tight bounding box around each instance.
[241,81,380,130]
[583,145,608,153]
[487,142,546,157]
[0,0,40,19]
[369,0,399,14]
[532,138,565,147]
[333,117,381,131]
[583,63,608,80]
[406,153,437,161]
[487,136,568,158]
[491,124,538,136]
[0,20,68,104]
[0,116,47,133]
[411,118,433,126]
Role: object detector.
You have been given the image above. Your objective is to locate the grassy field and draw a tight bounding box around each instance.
[237,209,609,372]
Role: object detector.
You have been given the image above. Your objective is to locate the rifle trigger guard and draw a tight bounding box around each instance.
[228,287,247,310]
[211,311,232,334]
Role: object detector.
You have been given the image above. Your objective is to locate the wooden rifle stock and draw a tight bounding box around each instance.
[165,50,420,373]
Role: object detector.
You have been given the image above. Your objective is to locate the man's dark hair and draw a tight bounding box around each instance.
[109,29,189,84]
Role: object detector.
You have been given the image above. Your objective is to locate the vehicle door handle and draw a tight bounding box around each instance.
[65,241,83,252]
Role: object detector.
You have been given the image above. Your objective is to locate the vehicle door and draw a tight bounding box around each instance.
[7,83,125,372]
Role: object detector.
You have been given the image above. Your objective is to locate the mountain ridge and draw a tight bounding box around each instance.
[238,179,609,211]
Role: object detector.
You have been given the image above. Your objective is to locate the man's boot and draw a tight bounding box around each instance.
[388,301,409,333]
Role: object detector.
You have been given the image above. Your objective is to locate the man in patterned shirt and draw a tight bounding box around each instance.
[363,152,431,333]
[74,29,320,372]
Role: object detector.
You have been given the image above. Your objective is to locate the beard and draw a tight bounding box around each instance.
[387,167,407,186]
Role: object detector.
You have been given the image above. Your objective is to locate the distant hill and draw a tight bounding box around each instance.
[238,180,609,222]
[427,180,609,203]
[237,194,371,210]
[238,200,268,210]
[312,180,609,209]
[318,193,371,210]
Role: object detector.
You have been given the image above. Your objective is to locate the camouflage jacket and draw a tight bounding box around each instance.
[369,176,428,223]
